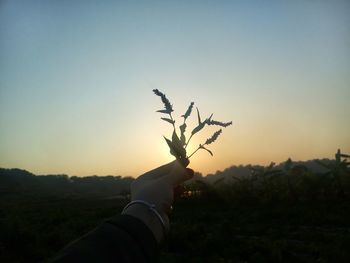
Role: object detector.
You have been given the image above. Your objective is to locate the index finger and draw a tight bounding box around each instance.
[137,160,176,180]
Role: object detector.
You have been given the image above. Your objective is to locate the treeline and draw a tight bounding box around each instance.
[185,149,350,203]
[0,168,133,198]
[1,149,349,201]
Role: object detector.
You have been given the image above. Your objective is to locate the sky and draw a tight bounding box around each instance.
[1,0,349,177]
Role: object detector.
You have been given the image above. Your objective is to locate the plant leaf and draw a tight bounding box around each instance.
[196,107,201,124]
[191,122,206,135]
[172,130,183,151]
[181,102,194,120]
[164,137,177,157]
[199,144,213,156]
[164,134,186,160]
[180,123,187,133]
[180,134,186,146]
[161,117,175,124]
[179,123,187,145]
[157,109,171,114]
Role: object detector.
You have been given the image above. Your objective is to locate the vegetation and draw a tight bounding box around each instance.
[1,150,350,262]
[153,89,232,163]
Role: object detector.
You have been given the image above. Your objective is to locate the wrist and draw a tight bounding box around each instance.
[122,202,168,243]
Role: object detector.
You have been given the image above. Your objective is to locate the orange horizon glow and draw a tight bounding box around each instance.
[1,1,349,177]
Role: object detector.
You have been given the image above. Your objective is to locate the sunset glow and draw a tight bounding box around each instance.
[1,1,349,177]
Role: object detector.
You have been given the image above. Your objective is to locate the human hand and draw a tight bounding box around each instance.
[122,160,193,243]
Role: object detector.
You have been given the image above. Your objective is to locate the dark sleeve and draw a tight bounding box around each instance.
[49,214,158,263]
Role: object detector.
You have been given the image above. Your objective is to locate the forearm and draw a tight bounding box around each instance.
[50,215,158,263]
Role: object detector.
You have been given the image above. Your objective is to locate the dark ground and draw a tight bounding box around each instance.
[1,192,350,263]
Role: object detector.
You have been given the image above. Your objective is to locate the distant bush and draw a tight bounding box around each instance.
[183,149,350,204]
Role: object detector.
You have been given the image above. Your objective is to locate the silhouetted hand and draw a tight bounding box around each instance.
[123,160,193,243]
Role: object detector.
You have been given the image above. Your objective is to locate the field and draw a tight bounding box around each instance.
[1,192,350,262]
[1,153,350,262]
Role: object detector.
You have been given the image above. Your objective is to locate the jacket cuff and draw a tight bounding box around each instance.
[106,214,158,262]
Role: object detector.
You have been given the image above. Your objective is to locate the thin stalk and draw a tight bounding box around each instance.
[169,113,176,131]
[185,134,193,149]
[188,146,201,159]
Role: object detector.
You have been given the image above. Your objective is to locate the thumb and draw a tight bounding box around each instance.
[163,161,194,186]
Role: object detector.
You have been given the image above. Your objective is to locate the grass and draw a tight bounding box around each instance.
[1,191,349,262]
[161,198,350,262]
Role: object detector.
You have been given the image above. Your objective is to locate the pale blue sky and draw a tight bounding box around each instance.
[1,1,349,176]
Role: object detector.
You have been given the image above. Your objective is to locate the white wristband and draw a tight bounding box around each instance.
[122,200,167,233]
